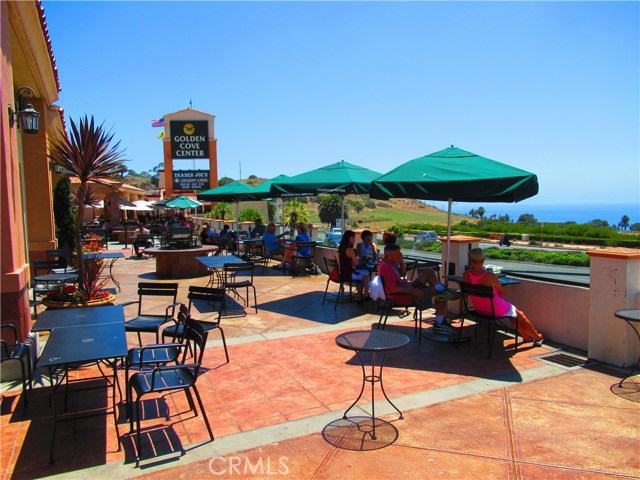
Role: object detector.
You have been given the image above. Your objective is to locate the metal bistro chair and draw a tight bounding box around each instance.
[376,274,430,342]
[31,259,72,319]
[222,262,257,314]
[123,282,180,346]
[46,249,77,274]
[0,324,32,407]
[458,281,520,358]
[125,307,186,420]
[322,257,359,311]
[162,287,229,364]
[291,241,318,277]
[128,317,214,456]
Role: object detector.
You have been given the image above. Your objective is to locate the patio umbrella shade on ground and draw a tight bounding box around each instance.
[270,160,383,226]
[370,146,539,280]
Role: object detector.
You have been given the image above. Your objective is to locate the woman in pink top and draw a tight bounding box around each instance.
[463,247,543,346]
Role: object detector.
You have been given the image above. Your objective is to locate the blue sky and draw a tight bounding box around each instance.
[43,1,638,208]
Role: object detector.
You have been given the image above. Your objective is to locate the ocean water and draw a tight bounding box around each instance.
[431,202,640,226]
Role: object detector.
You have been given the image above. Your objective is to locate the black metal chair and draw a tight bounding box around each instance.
[458,281,520,358]
[45,249,76,273]
[162,287,229,364]
[322,257,358,311]
[125,308,185,420]
[376,274,430,342]
[128,317,214,456]
[31,259,72,319]
[291,241,318,277]
[123,282,180,346]
[222,262,257,314]
[1,324,32,407]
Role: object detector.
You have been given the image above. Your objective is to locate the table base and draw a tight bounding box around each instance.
[343,350,402,440]
[322,416,399,451]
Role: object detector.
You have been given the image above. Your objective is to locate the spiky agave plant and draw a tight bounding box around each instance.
[47,116,127,296]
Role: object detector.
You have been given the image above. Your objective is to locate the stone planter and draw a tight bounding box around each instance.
[42,293,115,310]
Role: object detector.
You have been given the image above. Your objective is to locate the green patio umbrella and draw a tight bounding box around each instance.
[197,181,256,202]
[271,160,382,227]
[165,195,203,210]
[244,174,289,200]
[370,146,539,280]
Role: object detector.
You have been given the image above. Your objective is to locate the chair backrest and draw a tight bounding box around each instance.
[32,259,67,277]
[188,286,225,317]
[180,317,209,369]
[137,282,179,314]
[459,281,496,317]
[295,241,316,258]
[46,249,73,263]
[223,262,254,284]
[404,259,418,281]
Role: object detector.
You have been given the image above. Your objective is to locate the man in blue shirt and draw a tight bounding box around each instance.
[250,219,266,238]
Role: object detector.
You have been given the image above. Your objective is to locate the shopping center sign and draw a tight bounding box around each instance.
[170,120,210,160]
[173,170,210,190]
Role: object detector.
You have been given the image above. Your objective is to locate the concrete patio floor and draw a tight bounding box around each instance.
[1,248,639,479]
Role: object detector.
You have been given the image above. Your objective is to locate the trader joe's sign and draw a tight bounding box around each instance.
[173,170,210,190]
[170,120,209,160]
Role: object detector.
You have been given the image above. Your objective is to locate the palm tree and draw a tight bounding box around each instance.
[213,202,233,220]
[283,200,309,235]
[319,194,348,226]
[48,116,127,284]
[619,215,631,231]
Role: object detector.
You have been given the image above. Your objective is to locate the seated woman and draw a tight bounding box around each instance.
[338,230,370,300]
[463,247,543,346]
[278,223,311,270]
[378,243,447,329]
[356,229,379,266]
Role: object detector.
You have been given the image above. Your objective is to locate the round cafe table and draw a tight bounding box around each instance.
[335,330,410,440]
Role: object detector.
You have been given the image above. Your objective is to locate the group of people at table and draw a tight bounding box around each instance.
[334,230,544,346]
[136,218,544,346]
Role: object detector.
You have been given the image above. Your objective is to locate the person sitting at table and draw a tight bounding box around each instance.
[200,223,217,245]
[218,224,236,252]
[356,229,379,266]
[378,243,448,329]
[277,223,311,270]
[101,218,112,240]
[250,219,266,238]
[264,223,287,268]
[338,230,370,301]
[463,247,544,346]
[132,223,152,258]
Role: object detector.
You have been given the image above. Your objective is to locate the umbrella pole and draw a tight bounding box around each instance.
[444,198,453,285]
[341,195,345,230]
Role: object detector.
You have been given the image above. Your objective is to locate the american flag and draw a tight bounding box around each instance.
[151,117,164,128]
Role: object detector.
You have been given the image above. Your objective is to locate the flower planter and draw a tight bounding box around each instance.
[42,293,115,310]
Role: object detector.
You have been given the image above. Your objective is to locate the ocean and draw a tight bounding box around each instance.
[430,202,640,226]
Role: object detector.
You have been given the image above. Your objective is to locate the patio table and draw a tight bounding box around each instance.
[615,309,640,387]
[84,251,125,291]
[35,305,127,463]
[335,330,409,440]
[197,254,250,288]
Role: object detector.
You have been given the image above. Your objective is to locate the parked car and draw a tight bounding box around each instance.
[414,231,439,242]
[325,227,343,246]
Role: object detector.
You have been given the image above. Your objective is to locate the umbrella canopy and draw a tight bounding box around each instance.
[270,160,382,197]
[370,146,538,203]
[165,195,203,210]
[370,146,539,281]
[245,174,290,200]
[197,181,256,202]
[271,160,383,227]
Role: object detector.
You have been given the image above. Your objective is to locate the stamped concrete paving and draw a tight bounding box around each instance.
[1,250,638,479]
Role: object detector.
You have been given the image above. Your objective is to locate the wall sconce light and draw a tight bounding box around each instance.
[12,86,41,134]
